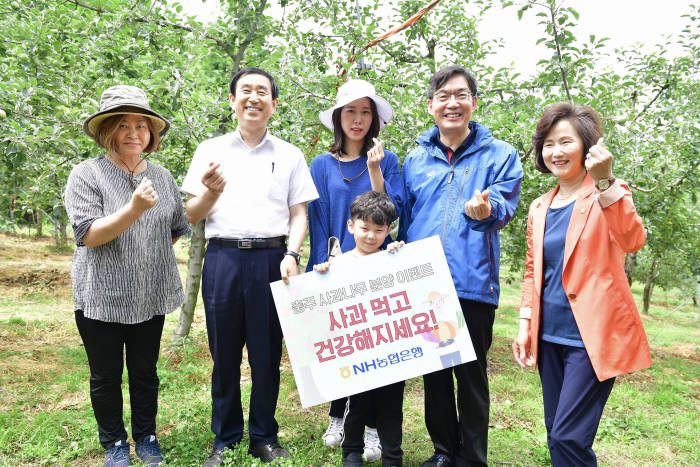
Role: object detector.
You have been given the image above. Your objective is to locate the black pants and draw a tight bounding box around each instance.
[75,310,164,449]
[423,299,495,466]
[202,243,284,449]
[329,397,377,428]
[342,381,405,466]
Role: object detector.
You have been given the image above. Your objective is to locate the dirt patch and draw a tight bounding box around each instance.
[0,233,73,299]
[668,342,700,362]
[0,267,70,294]
[652,344,700,364]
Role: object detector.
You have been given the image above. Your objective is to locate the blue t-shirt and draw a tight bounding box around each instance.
[540,200,584,347]
[306,151,403,271]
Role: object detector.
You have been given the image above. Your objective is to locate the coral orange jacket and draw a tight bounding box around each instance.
[520,175,652,381]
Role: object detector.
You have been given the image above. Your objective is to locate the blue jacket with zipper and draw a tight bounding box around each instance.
[398,122,523,306]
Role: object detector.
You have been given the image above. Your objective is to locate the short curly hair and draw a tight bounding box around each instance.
[349,191,396,227]
[532,102,602,174]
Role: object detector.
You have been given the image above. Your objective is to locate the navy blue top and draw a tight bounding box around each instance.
[540,200,584,347]
[306,151,402,271]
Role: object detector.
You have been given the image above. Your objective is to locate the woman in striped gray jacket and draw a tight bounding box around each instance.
[64,85,189,467]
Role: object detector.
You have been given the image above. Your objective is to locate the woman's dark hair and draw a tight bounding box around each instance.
[96,112,161,154]
[532,102,603,174]
[349,190,396,226]
[328,98,380,158]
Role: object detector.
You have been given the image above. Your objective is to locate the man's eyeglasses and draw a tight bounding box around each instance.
[434,91,473,103]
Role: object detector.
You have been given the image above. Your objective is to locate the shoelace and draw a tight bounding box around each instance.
[364,429,381,449]
[110,442,130,461]
[324,417,344,435]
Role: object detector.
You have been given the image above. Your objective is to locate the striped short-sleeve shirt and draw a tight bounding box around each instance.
[64,156,190,324]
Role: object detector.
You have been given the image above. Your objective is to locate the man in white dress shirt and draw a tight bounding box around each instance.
[182,67,319,466]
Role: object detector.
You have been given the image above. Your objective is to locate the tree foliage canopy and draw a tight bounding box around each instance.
[1,0,697,296]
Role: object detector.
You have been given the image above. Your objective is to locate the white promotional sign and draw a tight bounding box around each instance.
[270,236,475,408]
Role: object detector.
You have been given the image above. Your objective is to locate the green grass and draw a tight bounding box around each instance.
[0,234,698,466]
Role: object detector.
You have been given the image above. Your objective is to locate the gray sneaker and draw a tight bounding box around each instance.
[105,440,131,467]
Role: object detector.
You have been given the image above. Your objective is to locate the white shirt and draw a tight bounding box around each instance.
[182,129,319,239]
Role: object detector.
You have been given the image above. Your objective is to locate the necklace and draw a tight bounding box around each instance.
[336,154,367,183]
[106,154,147,189]
[555,190,576,201]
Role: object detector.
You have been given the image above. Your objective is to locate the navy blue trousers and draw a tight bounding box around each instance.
[538,340,615,467]
[75,311,164,449]
[201,243,284,449]
[423,299,495,467]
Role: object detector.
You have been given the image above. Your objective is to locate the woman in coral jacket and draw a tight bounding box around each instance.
[512,102,651,466]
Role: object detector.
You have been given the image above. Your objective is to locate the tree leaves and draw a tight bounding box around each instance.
[0,0,697,293]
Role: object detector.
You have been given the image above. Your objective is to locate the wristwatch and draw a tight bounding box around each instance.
[596,176,616,191]
[284,250,301,265]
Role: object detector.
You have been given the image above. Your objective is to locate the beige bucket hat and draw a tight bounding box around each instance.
[83,85,170,140]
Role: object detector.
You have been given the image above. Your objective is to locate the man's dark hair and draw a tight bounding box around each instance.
[532,102,602,174]
[349,191,396,227]
[229,67,279,99]
[328,99,380,157]
[427,65,478,99]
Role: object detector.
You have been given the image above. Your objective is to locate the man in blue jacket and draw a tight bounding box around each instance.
[399,65,523,467]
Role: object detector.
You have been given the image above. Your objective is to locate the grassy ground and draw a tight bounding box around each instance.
[0,232,698,466]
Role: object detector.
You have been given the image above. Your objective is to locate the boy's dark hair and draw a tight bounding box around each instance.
[349,191,396,226]
[229,67,279,99]
[427,65,478,99]
[532,102,602,174]
[328,99,381,157]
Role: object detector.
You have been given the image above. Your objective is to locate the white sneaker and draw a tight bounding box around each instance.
[362,426,382,462]
[322,416,344,447]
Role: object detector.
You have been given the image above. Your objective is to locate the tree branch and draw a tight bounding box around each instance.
[231,0,268,76]
[62,0,227,52]
[377,42,421,64]
[632,80,670,122]
[629,182,660,193]
[548,1,572,102]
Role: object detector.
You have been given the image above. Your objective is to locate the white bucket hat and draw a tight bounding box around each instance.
[319,79,394,131]
[83,85,170,140]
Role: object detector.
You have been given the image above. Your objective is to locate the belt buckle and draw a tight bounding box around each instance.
[238,239,253,249]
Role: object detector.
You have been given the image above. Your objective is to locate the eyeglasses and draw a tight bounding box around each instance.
[433,91,473,103]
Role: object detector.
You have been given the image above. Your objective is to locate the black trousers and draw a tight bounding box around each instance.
[329,397,377,428]
[342,381,405,466]
[202,243,284,449]
[423,299,495,467]
[75,310,165,449]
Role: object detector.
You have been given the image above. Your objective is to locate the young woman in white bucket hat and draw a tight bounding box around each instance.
[308,79,403,465]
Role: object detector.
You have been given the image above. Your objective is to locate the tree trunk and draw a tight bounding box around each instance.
[624,252,636,286]
[36,209,43,237]
[57,206,68,246]
[642,257,657,315]
[9,201,16,233]
[172,220,206,344]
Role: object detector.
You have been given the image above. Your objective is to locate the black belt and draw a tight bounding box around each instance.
[209,236,286,249]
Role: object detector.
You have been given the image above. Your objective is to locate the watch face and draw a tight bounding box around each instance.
[597,179,610,190]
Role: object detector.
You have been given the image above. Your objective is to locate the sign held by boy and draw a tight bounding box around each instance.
[270,191,476,411]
